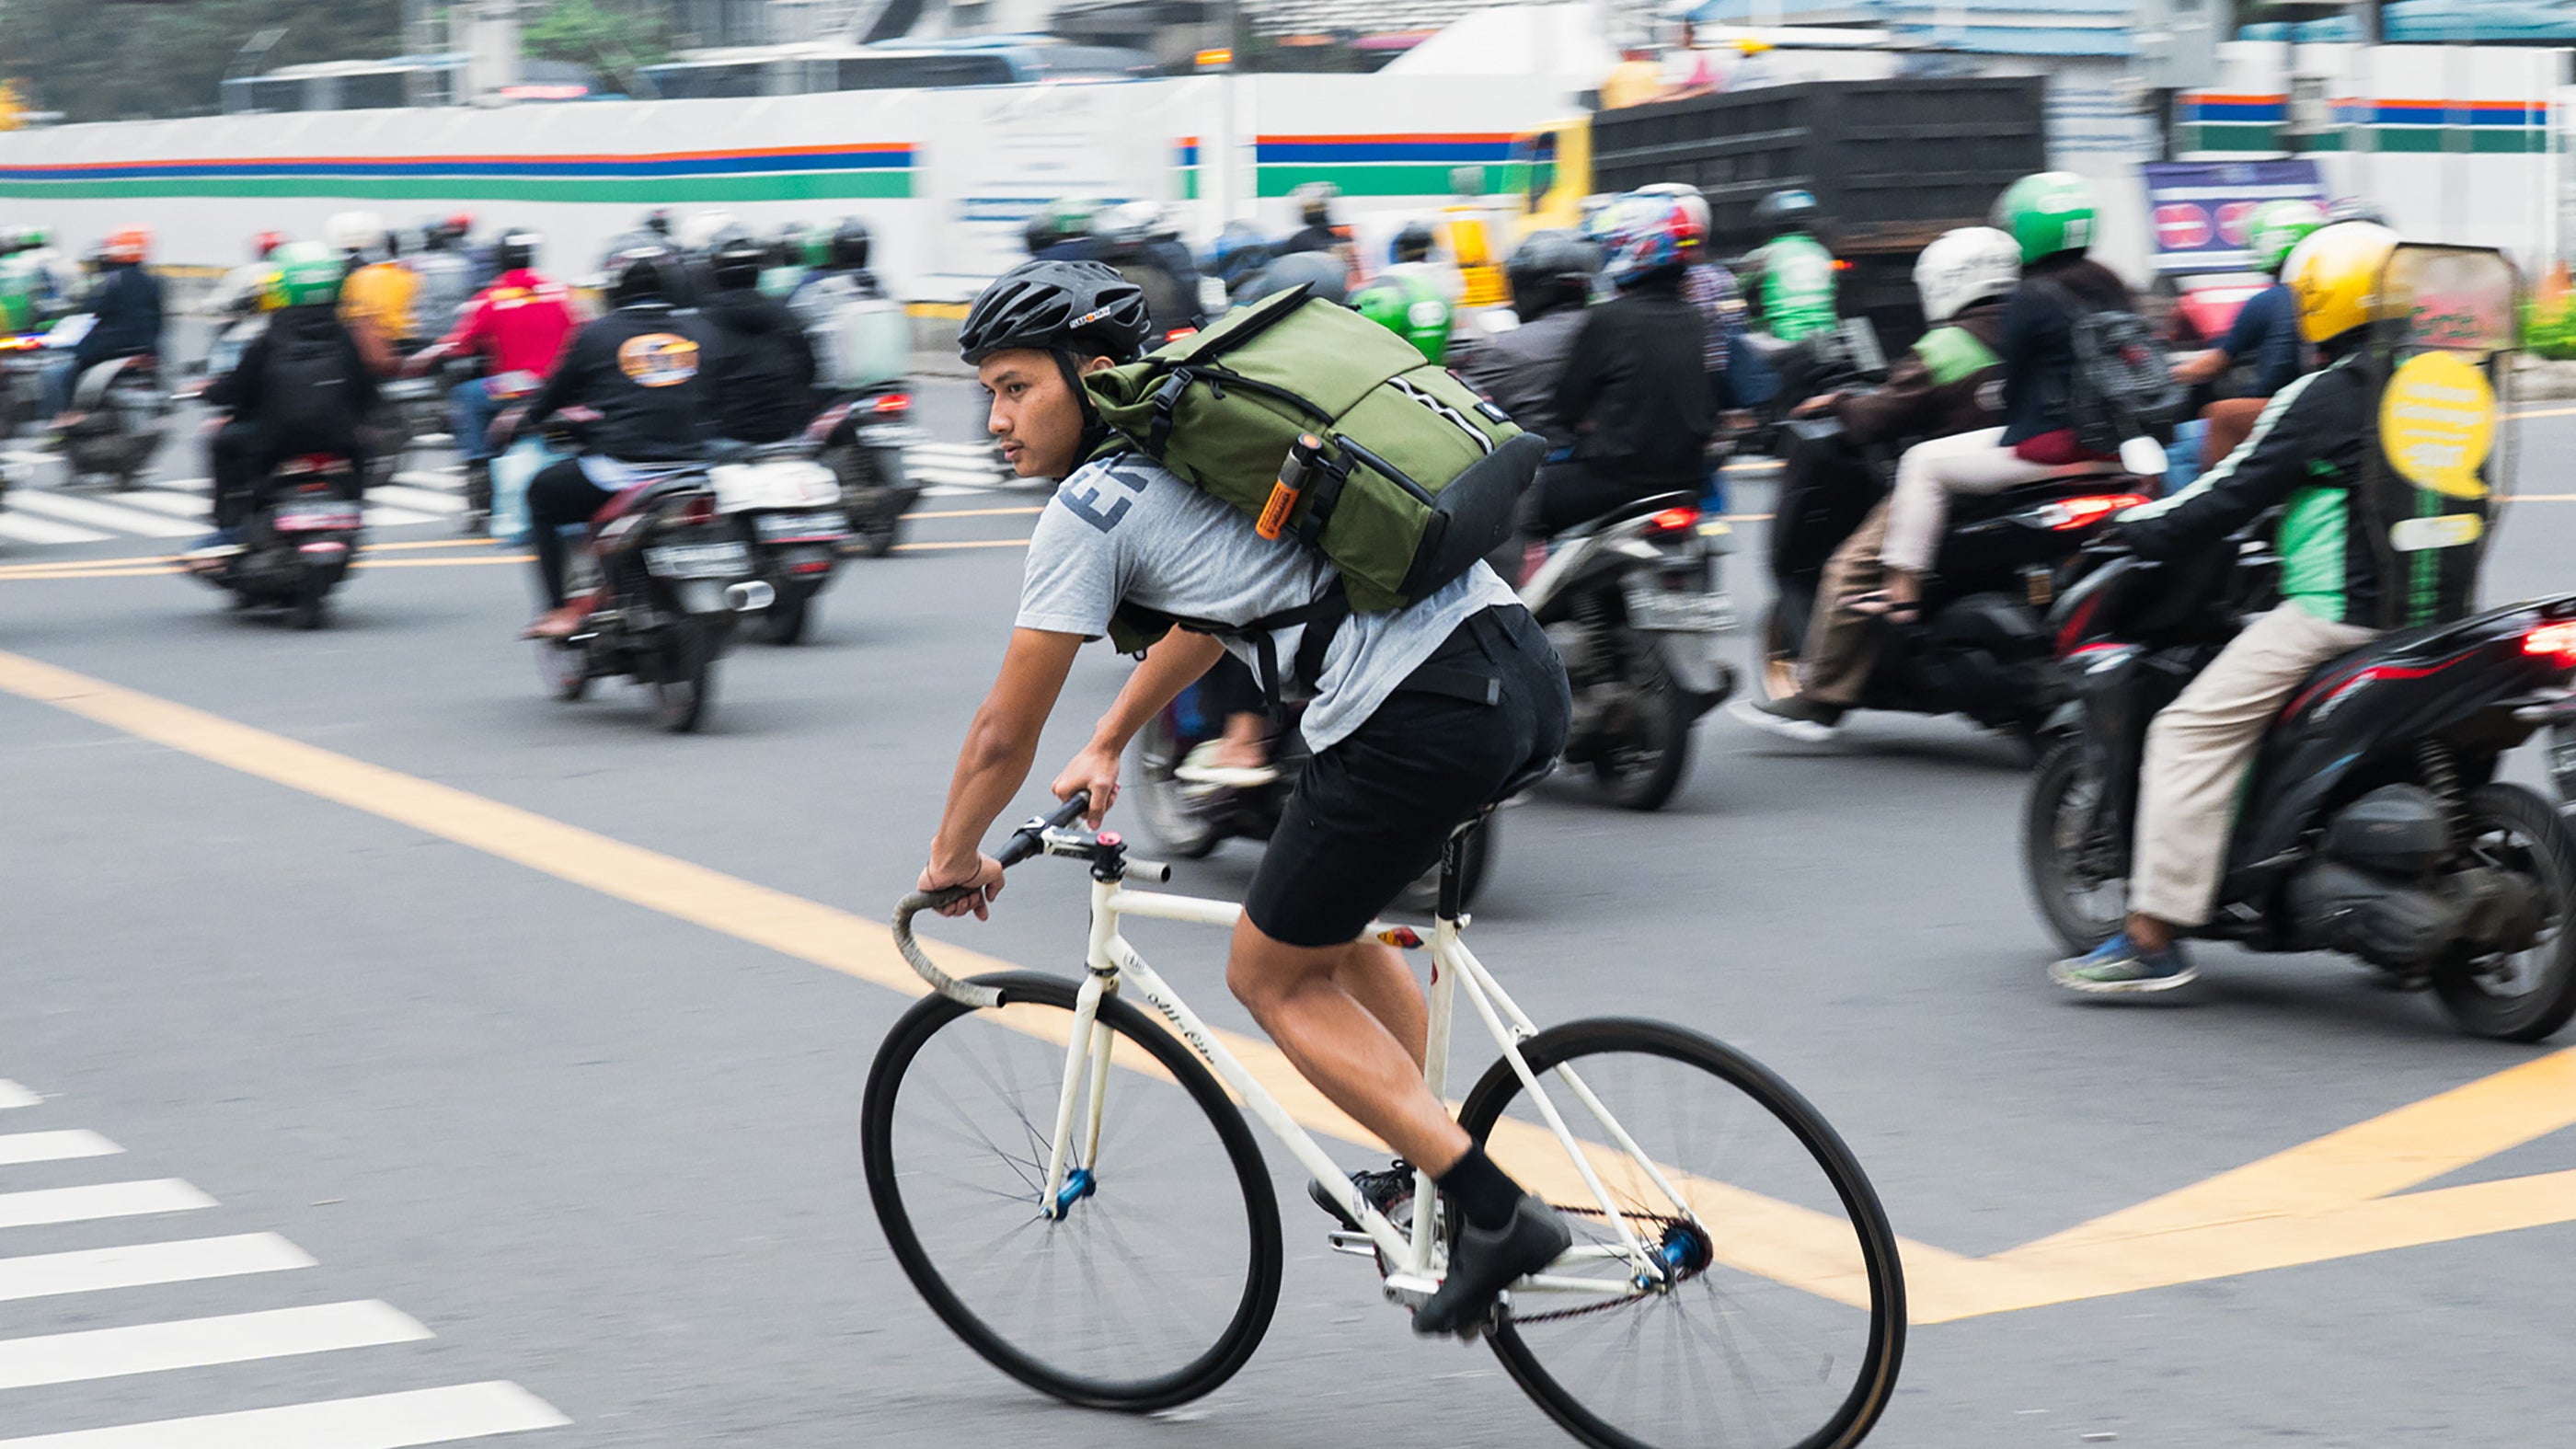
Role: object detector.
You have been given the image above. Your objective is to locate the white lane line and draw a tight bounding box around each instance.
[79,491,205,522]
[0,451,49,469]
[0,1300,431,1391]
[0,1084,35,1110]
[362,485,465,514]
[0,1132,120,1167]
[0,1235,314,1304]
[0,1181,216,1231]
[917,484,980,498]
[907,466,1010,489]
[0,1381,569,1447]
[361,506,440,528]
[908,442,1003,459]
[0,515,111,546]
[2,493,199,538]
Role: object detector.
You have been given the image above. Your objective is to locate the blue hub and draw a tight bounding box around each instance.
[1050,1167,1097,1220]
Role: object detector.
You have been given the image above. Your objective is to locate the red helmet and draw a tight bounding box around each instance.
[104,226,151,264]
[444,212,475,237]
[251,230,288,260]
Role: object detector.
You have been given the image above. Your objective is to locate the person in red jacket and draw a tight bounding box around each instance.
[405,226,575,533]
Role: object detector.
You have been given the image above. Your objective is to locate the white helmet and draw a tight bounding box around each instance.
[1634,182,1711,245]
[1914,225,2022,324]
[673,209,738,253]
[325,210,386,256]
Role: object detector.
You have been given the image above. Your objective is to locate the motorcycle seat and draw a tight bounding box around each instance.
[591,472,706,527]
[1949,470,2146,524]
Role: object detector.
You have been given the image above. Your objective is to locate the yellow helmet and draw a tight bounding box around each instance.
[2283,221,2399,344]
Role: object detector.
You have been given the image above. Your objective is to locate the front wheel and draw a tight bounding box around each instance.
[1455,1018,1906,1449]
[2024,739,2128,956]
[535,638,590,702]
[2433,784,2576,1042]
[1592,650,1695,811]
[862,972,1282,1412]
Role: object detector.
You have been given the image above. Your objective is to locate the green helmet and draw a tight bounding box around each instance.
[268,240,343,307]
[1991,171,2097,262]
[1351,272,1452,364]
[20,224,51,249]
[2246,198,2329,274]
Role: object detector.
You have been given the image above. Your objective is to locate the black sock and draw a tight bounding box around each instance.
[1436,1145,1524,1232]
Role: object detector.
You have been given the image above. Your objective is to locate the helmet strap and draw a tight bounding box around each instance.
[1052,348,1112,460]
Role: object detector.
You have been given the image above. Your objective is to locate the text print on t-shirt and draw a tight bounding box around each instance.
[618,333,700,387]
[1058,462,1151,533]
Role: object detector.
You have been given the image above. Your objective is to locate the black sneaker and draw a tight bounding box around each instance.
[1412,1195,1571,1338]
[1309,1160,1415,1234]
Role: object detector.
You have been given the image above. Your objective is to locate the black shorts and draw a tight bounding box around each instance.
[1243,605,1572,948]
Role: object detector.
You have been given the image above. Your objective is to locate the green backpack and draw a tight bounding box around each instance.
[1081,283,1543,686]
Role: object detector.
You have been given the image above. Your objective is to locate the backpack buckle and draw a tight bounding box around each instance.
[1147,367,1194,457]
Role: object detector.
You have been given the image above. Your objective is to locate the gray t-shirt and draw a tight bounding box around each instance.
[1016,454,1520,751]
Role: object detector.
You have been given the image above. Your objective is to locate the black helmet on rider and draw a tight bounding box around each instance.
[1390,221,1436,266]
[1503,229,1600,322]
[707,228,766,290]
[829,217,872,271]
[606,245,683,307]
[1754,189,1821,238]
[959,259,1151,366]
[493,228,540,273]
[643,208,674,237]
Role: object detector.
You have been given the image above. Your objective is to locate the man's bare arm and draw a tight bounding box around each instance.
[1052,630,1227,826]
[922,627,1084,915]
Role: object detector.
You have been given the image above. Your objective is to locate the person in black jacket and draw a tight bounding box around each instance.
[512,247,712,638]
[45,226,165,427]
[192,241,376,555]
[1542,194,1710,535]
[696,231,817,444]
[1869,173,2133,619]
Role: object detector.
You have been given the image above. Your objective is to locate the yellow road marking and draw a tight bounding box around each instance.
[0,647,2568,1325]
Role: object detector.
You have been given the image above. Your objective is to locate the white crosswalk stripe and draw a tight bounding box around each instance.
[0,515,108,546]
[3,492,200,539]
[0,1236,315,1305]
[0,1078,565,1444]
[0,1382,569,1448]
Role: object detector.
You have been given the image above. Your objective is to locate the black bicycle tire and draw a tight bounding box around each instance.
[1454,1017,1907,1449]
[861,971,1284,1412]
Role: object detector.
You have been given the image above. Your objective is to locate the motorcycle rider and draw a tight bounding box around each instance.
[1743,189,1838,347]
[1732,225,2022,741]
[918,259,1572,1336]
[406,227,577,534]
[1639,180,1744,506]
[698,230,819,445]
[408,215,480,340]
[1867,172,2133,621]
[2053,223,2417,994]
[329,212,417,371]
[44,225,162,430]
[1350,269,1453,365]
[1022,199,1101,261]
[1543,193,1714,535]
[1458,229,1600,581]
[206,232,291,322]
[1282,181,1349,259]
[2167,198,2327,480]
[512,247,713,639]
[193,241,377,555]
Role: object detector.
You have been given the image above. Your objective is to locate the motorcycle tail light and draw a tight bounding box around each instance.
[1645,505,1700,536]
[870,392,912,415]
[2522,621,2576,667]
[678,496,718,527]
[2034,493,2150,531]
[1164,328,1199,343]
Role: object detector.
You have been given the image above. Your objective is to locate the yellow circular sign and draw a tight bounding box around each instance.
[2378,351,2495,500]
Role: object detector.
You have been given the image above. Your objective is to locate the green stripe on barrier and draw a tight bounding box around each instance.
[0,173,914,202]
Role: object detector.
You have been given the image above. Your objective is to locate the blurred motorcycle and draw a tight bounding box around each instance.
[179,454,364,629]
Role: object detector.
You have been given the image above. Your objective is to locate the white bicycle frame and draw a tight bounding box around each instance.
[1025,848,1708,1304]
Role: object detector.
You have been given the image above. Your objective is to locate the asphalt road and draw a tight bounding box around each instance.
[0,381,2570,1448]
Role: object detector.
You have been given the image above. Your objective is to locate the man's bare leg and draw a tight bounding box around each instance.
[1227,914,1467,1172]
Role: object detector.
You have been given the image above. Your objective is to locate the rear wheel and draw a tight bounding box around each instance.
[286,577,329,630]
[1592,650,1694,812]
[2024,739,2128,956]
[1455,1018,1905,1449]
[862,972,1282,1411]
[650,624,715,733]
[2433,785,2576,1042]
[759,589,812,645]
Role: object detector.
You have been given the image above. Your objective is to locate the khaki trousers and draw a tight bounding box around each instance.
[1800,500,1891,707]
[2131,602,2376,926]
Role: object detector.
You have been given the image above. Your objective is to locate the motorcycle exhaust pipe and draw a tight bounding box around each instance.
[725,580,776,614]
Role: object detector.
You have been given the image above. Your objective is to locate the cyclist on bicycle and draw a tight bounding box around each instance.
[916,259,1574,1335]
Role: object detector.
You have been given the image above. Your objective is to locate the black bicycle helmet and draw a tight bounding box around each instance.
[1233,249,1349,308]
[1753,189,1821,238]
[829,217,872,270]
[958,259,1152,365]
[606,245,681,306]
[493,228,540,273]
[1390,221,1436,266]
[642,207,674,237]
[708,228,766,289]
[1503,229,1601,321]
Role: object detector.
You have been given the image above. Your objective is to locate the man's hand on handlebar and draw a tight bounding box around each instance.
[917,855,1006,921]
[1050,744,1121,829]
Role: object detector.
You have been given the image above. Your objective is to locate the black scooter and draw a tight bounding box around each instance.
[179,455,365,629]
[2025,539,2576,1041]
[815,384,923,558]
[1756,417,2154,739]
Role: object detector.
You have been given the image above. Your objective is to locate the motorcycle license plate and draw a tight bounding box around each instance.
[1625,585,1735,633]
[755,510,849,542]
[645,539,752,580]
[275,503,362,532]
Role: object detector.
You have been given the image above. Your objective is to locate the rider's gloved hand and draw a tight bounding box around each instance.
[919,854,1006,921]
